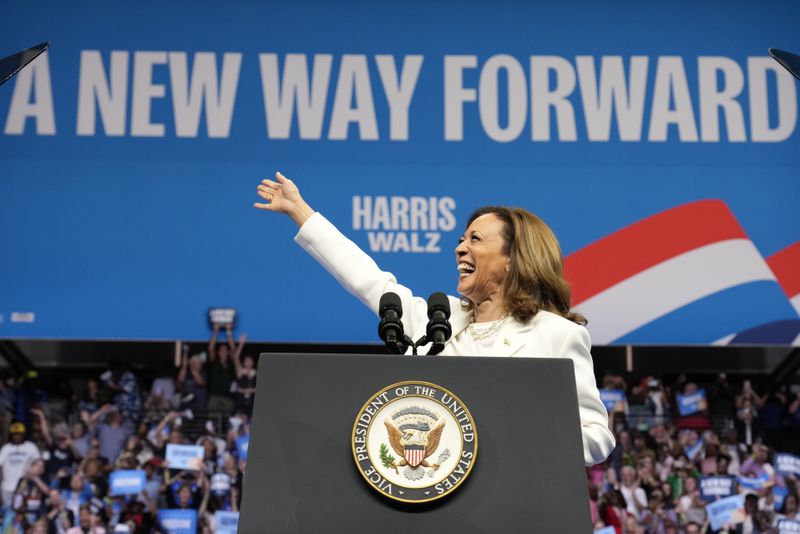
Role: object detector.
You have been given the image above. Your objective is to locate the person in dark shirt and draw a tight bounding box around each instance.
[12,458,49,525]
[119,493,157,534]
[81,458,108,500]
[32,410,78,481]
[177,353,208,414]
[233,354,257,416]
[45,488,75,534]
[165,473,210,515]
[207,325,246,414]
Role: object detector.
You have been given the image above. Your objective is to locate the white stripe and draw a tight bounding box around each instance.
[711,333,736,346]
[575,239,777,344]
[791,294,800,315]
[792,332,800,347]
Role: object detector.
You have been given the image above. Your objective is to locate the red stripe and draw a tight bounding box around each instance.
[565,200,748,305]
[767,241,800,297]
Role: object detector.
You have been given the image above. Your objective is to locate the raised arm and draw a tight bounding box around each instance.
[31,408,52,446]
[254,171,314,227]
[231,333,247,377]
[87,404,114,428]
[153,411,179,450]
[198,472,211,515]
[208,324,220,363]
[176,351,188,386]
[225,325,236,353]
[254,172,442,342]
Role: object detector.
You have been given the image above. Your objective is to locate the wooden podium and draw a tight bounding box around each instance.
[239,353,593,533]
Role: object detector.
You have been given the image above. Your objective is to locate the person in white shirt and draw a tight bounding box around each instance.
[620,465,648,521]
[0,421,41,507]
[252,172,615,465]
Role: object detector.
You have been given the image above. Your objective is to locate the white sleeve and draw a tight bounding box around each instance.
[26,443,41,460]
[558,324,616,466]
[294,212,431,340]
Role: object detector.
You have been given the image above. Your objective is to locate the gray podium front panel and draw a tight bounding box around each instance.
[239,353,592,533]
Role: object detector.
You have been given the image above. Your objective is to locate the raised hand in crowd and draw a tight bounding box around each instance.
[198,470,211,515]
[208,323,236,363]
[152,411,181,449]
[85,403,114,428]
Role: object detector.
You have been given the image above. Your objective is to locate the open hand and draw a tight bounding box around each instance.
[254,171,314,227]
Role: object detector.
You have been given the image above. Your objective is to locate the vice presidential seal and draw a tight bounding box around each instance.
[351,381,478,503]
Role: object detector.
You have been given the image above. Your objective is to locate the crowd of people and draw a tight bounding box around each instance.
[590,373,800,534]
[0,333,798,533]
[0,325,254,534]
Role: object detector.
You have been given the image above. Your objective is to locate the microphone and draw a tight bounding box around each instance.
[425,292,452,355]
[378,292,407,354]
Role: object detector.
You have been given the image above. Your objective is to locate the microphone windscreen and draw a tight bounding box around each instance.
[427,292,451,319]
[379,292,403,318]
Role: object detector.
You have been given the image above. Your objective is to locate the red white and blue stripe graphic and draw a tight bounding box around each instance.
[404,445,425,467]
[565,200,800,345]
[767,242,800,314]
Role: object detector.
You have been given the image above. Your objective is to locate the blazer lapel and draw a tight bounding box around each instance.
[498,319,532,356]
[450,307,472,340]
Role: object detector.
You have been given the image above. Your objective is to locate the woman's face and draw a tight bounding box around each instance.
[455,214,510,304]
[29,459,45,477]
[85,459,101,476]
[79,507,91,528]
[126,435,140,450]
[72,423,86,438]
[179,486,192,506]
[70,473,84,491]
[785,494,798,513]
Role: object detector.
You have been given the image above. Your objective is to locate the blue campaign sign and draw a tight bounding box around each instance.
[677,389,708,416]
[773,486,789,511]
[699,476,735,502]
[777,518,800,534]
[165,444,204,471]
[235,435,249,461]
[1,1,799,345]
[737,472,771,491]
[109,469,146,496]
[157,509,197,534]
[776,453,800,477]
[599,389,626,411]
[215,511,239,534]
[685,438,705,461]
[706,494,745,531]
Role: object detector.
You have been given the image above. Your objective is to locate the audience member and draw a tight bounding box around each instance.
[178,351,208,414]
[0,421,40,507]
[1,349,797,534]
[207,326,245,414]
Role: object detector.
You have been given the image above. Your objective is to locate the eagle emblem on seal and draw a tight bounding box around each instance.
[383,406,445,481]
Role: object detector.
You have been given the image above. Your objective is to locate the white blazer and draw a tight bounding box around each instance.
[295,212,615,465]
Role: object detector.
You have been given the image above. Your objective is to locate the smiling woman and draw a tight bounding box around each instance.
[254,171,615,466]
[459,206,587,326]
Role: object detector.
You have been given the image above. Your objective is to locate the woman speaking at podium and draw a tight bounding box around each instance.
[254,172,615,466]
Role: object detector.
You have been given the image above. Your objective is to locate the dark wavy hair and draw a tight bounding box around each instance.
[462,206,586,325]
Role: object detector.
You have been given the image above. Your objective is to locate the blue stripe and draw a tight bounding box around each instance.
[729,319,800,344]
[614,281,799,344]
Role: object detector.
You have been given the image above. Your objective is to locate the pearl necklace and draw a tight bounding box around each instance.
[468,315,510,341]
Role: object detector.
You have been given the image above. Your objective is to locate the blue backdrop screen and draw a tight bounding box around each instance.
[1,1,799,344]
